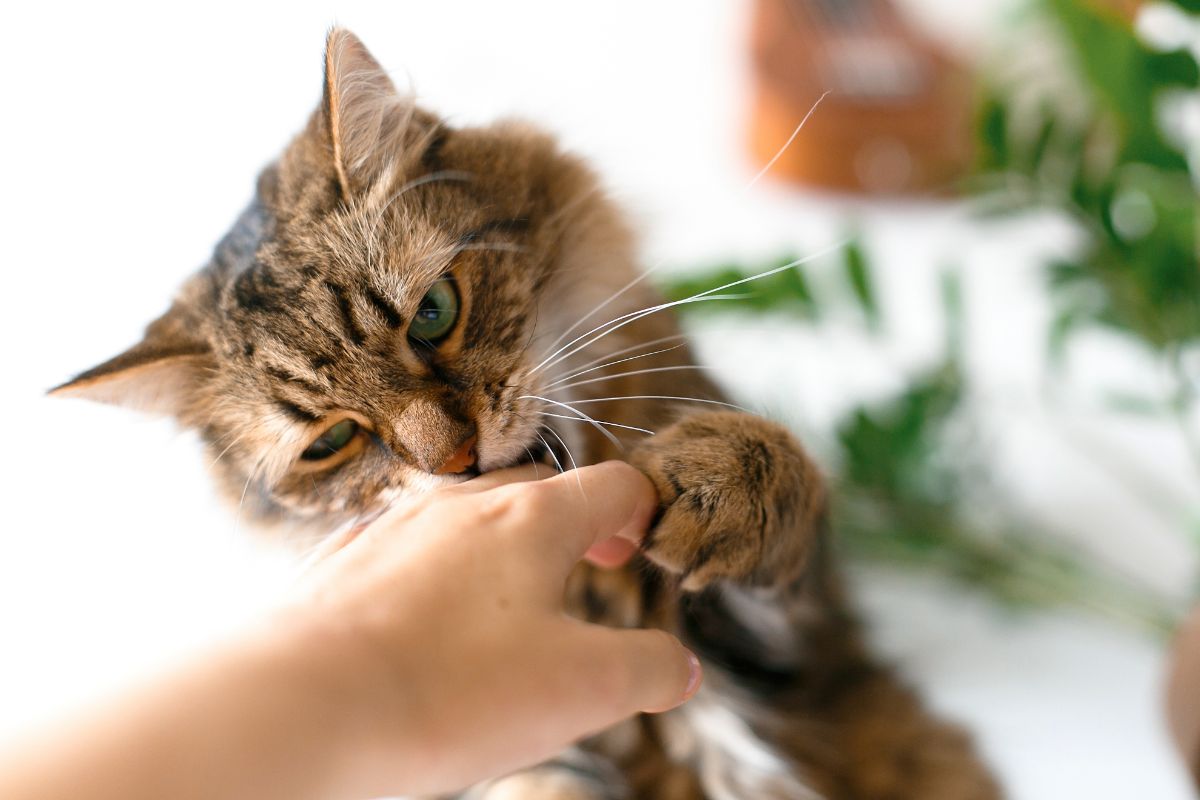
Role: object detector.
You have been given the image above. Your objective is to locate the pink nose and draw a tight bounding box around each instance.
[434,435,477,475]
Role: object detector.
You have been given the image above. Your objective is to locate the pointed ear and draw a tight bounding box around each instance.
[49,305,213,416]
[323,28,413,197]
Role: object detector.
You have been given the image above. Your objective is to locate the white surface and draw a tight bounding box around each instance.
[1,1,1196,797]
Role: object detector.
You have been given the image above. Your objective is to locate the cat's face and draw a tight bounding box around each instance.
[53,30,629,533]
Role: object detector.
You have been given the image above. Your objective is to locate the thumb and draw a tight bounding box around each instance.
[586,627,703,717]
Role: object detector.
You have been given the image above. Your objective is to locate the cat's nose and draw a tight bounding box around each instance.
[394,398,477,474]
[434,434,477,475]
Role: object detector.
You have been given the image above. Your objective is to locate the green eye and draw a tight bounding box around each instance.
[300,419,359,461]
[408,277,459,345]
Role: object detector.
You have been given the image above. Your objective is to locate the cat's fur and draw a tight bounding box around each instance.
[54,29,1000,799]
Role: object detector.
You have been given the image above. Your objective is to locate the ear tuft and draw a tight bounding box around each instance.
[323,28,409,197]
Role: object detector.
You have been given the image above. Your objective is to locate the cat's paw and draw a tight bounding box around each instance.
[630,411,823,592]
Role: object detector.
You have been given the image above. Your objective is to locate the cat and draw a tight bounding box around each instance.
[53,28,1000,800]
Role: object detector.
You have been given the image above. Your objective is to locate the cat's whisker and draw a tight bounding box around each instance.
[545,364,714,394]
[538,259,666,361]
[534,293,750,377]
[455,241,528,256]
[375,169,473,220]
[233,447,274,539]
[543,343,687,388]
[532,91,831,361]
[208,434,247,470]
[563,394,750,413]
[538,411,655,436]
[522,446,542,479]
[541,425,586,495]
[534,237,844,379]
[745,90,831,189]
[519,394,623,451]
[531,293,746,378]
[547,333,689,381]
[535,431,566,476]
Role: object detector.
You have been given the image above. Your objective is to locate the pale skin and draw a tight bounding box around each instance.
[0,461,701,800]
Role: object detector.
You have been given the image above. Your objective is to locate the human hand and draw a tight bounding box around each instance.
[282,460,702,798]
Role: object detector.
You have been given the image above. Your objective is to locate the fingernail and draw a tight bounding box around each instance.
[683,649,703,699]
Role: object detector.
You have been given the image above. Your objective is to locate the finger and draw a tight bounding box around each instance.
[513,461,658,576]
[451,462,545,494]
[581,627,702,716]
[583,537,640,569]
[297,519,370,572]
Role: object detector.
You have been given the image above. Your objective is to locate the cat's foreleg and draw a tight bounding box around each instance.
[629,410,826,594]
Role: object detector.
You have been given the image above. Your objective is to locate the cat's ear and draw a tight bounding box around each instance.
[49,305,213,416]
[322,28,409,197]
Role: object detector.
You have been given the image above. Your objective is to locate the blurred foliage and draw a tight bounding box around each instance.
[662,250,1178,634]
[657,0,1198,635]
[977,0,1200,356]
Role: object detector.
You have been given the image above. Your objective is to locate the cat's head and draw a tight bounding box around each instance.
[52,29,634,533]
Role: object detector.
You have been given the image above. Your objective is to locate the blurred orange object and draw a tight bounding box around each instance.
[1168,606,1200,787]
[748,0,976,195]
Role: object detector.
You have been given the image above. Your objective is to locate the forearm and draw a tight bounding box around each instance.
[0,621,379,800]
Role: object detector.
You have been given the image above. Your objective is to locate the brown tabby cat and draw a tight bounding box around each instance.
[53,29,1000,800]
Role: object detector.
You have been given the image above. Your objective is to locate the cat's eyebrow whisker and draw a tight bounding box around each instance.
[548,333,689,381]
[543,343,687,388]
[563,395,750,413]
[519,394,624,451]
[374,169,474,219]
[544,364,716,394]
[532,89,830,357]
[454,241,528,256]
[538,411,654,436]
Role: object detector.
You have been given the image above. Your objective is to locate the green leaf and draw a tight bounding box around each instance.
[842,238,880,331]
[1163,0,1200,15]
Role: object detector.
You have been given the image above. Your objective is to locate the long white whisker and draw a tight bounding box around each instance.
[535,238,844,374]
[746,90,830,189]
[523,446,542,479]
[555,333,690,378]
[564,395,749,412]
[520,395,624,451]
[538,411,655,436]
[544,344,686,388]
[546,365,717,394]
[541,426,586,495]
[539,263,663,361]
[377,170,473,218]
[535,431,566,475]
[533,292,750,377]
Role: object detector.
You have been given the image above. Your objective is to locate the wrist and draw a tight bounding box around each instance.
[257,606,419,798]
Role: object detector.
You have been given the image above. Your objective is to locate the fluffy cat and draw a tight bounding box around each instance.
[54,29,1000,800]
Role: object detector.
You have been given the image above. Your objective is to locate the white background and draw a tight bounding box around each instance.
[1,2,1197,797]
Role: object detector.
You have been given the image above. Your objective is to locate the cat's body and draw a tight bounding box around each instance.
[55,30,999,799]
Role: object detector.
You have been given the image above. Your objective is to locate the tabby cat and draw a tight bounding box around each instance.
[54,29,1000,800]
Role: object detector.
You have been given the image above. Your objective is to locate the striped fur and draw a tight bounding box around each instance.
[54,29,1000,799]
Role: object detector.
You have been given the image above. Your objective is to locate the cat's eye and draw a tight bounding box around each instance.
[300,419,360,461]
[408,277,459,345]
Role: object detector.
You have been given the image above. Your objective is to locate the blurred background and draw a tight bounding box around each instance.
[1,1,1198,796]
